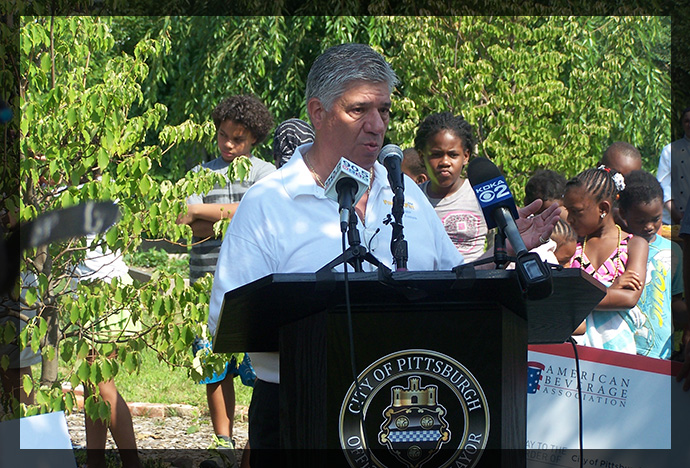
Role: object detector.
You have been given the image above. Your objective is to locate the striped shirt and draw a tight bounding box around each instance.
[188,155,276,283]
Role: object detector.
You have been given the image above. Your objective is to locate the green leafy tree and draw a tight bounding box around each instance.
[3,16,238,421]
[111,16,669,202]
[3,14,672,423]
[383,16,670,201]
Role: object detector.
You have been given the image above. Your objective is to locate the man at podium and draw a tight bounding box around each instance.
[206,43,561,467]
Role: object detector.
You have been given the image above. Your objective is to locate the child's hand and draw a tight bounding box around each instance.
[610,270,642,290]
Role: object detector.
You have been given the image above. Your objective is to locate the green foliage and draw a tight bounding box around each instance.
[125,248,189,277]
[9,15,671,423]
[110,16,670,202]
[12,16,241,423]
[384,16,670,199]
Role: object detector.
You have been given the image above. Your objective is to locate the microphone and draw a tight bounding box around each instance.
[377,144,404,194]
[466,157,524,252]
[324,157,371,232]
[467,157,552,299]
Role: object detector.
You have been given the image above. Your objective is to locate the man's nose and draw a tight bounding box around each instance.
[364,110,386,134]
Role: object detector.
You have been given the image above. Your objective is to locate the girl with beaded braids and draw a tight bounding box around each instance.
[564,166,649,353]
[414,111,489,262]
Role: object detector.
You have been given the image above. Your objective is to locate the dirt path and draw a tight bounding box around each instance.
[66,405,249,467]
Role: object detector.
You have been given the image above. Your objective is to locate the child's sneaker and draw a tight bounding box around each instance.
[200,434,237,468]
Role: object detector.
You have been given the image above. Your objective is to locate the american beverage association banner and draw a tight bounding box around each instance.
[526,343,689,468]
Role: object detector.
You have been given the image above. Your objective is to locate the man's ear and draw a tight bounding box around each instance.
[307,97,326,130]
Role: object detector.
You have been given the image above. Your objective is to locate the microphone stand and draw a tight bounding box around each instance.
[390,186,408,271]
[316,210,388,279]
[493,229,511,269]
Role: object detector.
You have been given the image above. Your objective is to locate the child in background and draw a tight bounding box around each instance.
[272,118,315,169]
[599,142,643,177]
[550,219,578,267]
[599,142,643,231]
[618,170,684,359]
[414,112,488,262]
[524,169,568,219]
[564,166,649,353]
[401,147,429,184]
[177,94,275,468]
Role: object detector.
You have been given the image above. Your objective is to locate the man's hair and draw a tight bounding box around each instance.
[305,43,399,112]
[618,169,663,211]
[211,95,274,143]
[413,112,475,156]
[601,142,642,166]
[524,169,567,206]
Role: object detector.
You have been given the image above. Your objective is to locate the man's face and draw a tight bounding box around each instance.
[217,120,256,163]
[313,80,391,169]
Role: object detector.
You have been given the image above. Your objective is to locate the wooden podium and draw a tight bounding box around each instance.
[214,269,605,467]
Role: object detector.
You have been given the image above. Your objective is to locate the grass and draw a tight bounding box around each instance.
[39,347,253,413]
[124,247,189,277]
[114,347,254,409]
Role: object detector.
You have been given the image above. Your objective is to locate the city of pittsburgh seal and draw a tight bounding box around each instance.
[339,349,490,468]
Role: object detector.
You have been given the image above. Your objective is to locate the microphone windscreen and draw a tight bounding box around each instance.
[323,157,371,206]
[466,157,519,229]
[467,157,501,186]
[377,144,403,164]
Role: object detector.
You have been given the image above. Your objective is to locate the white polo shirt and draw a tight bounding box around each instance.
[208,143,464,383]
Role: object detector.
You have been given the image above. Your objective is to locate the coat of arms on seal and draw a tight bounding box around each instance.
[378,376,450,467]
[339,349,489,468]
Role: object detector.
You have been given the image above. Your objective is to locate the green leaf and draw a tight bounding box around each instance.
[52,395,65,412]
[44,345,55,361]
[76,340,90,359]
[124,352,137,373]
[105,226,118,246]
[22,373,33,397]
[152,297,162,316]
[61,341,74,362]
[70,303,80,324]
[90,361,102,383]
[84,395,96,419]
[31,330,40,353]
[64,392,75,412]
[140,175,151,196]
[2,321,16,344]
[24,288,37,306]
[101,360,113,381]
[1,354,9,371]
[40,53,51,72]
[38,317,47,337]
[98,149,109,170]
[99,400,111,421]
[77,361,91,382]
[70,373,81,390]
[67,108,77,126]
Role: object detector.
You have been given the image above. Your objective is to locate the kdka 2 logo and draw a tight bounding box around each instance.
[474,176,511,206]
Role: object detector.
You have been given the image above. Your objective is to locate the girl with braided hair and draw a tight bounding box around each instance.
[414,112,489,262]
[564,165,649,353]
